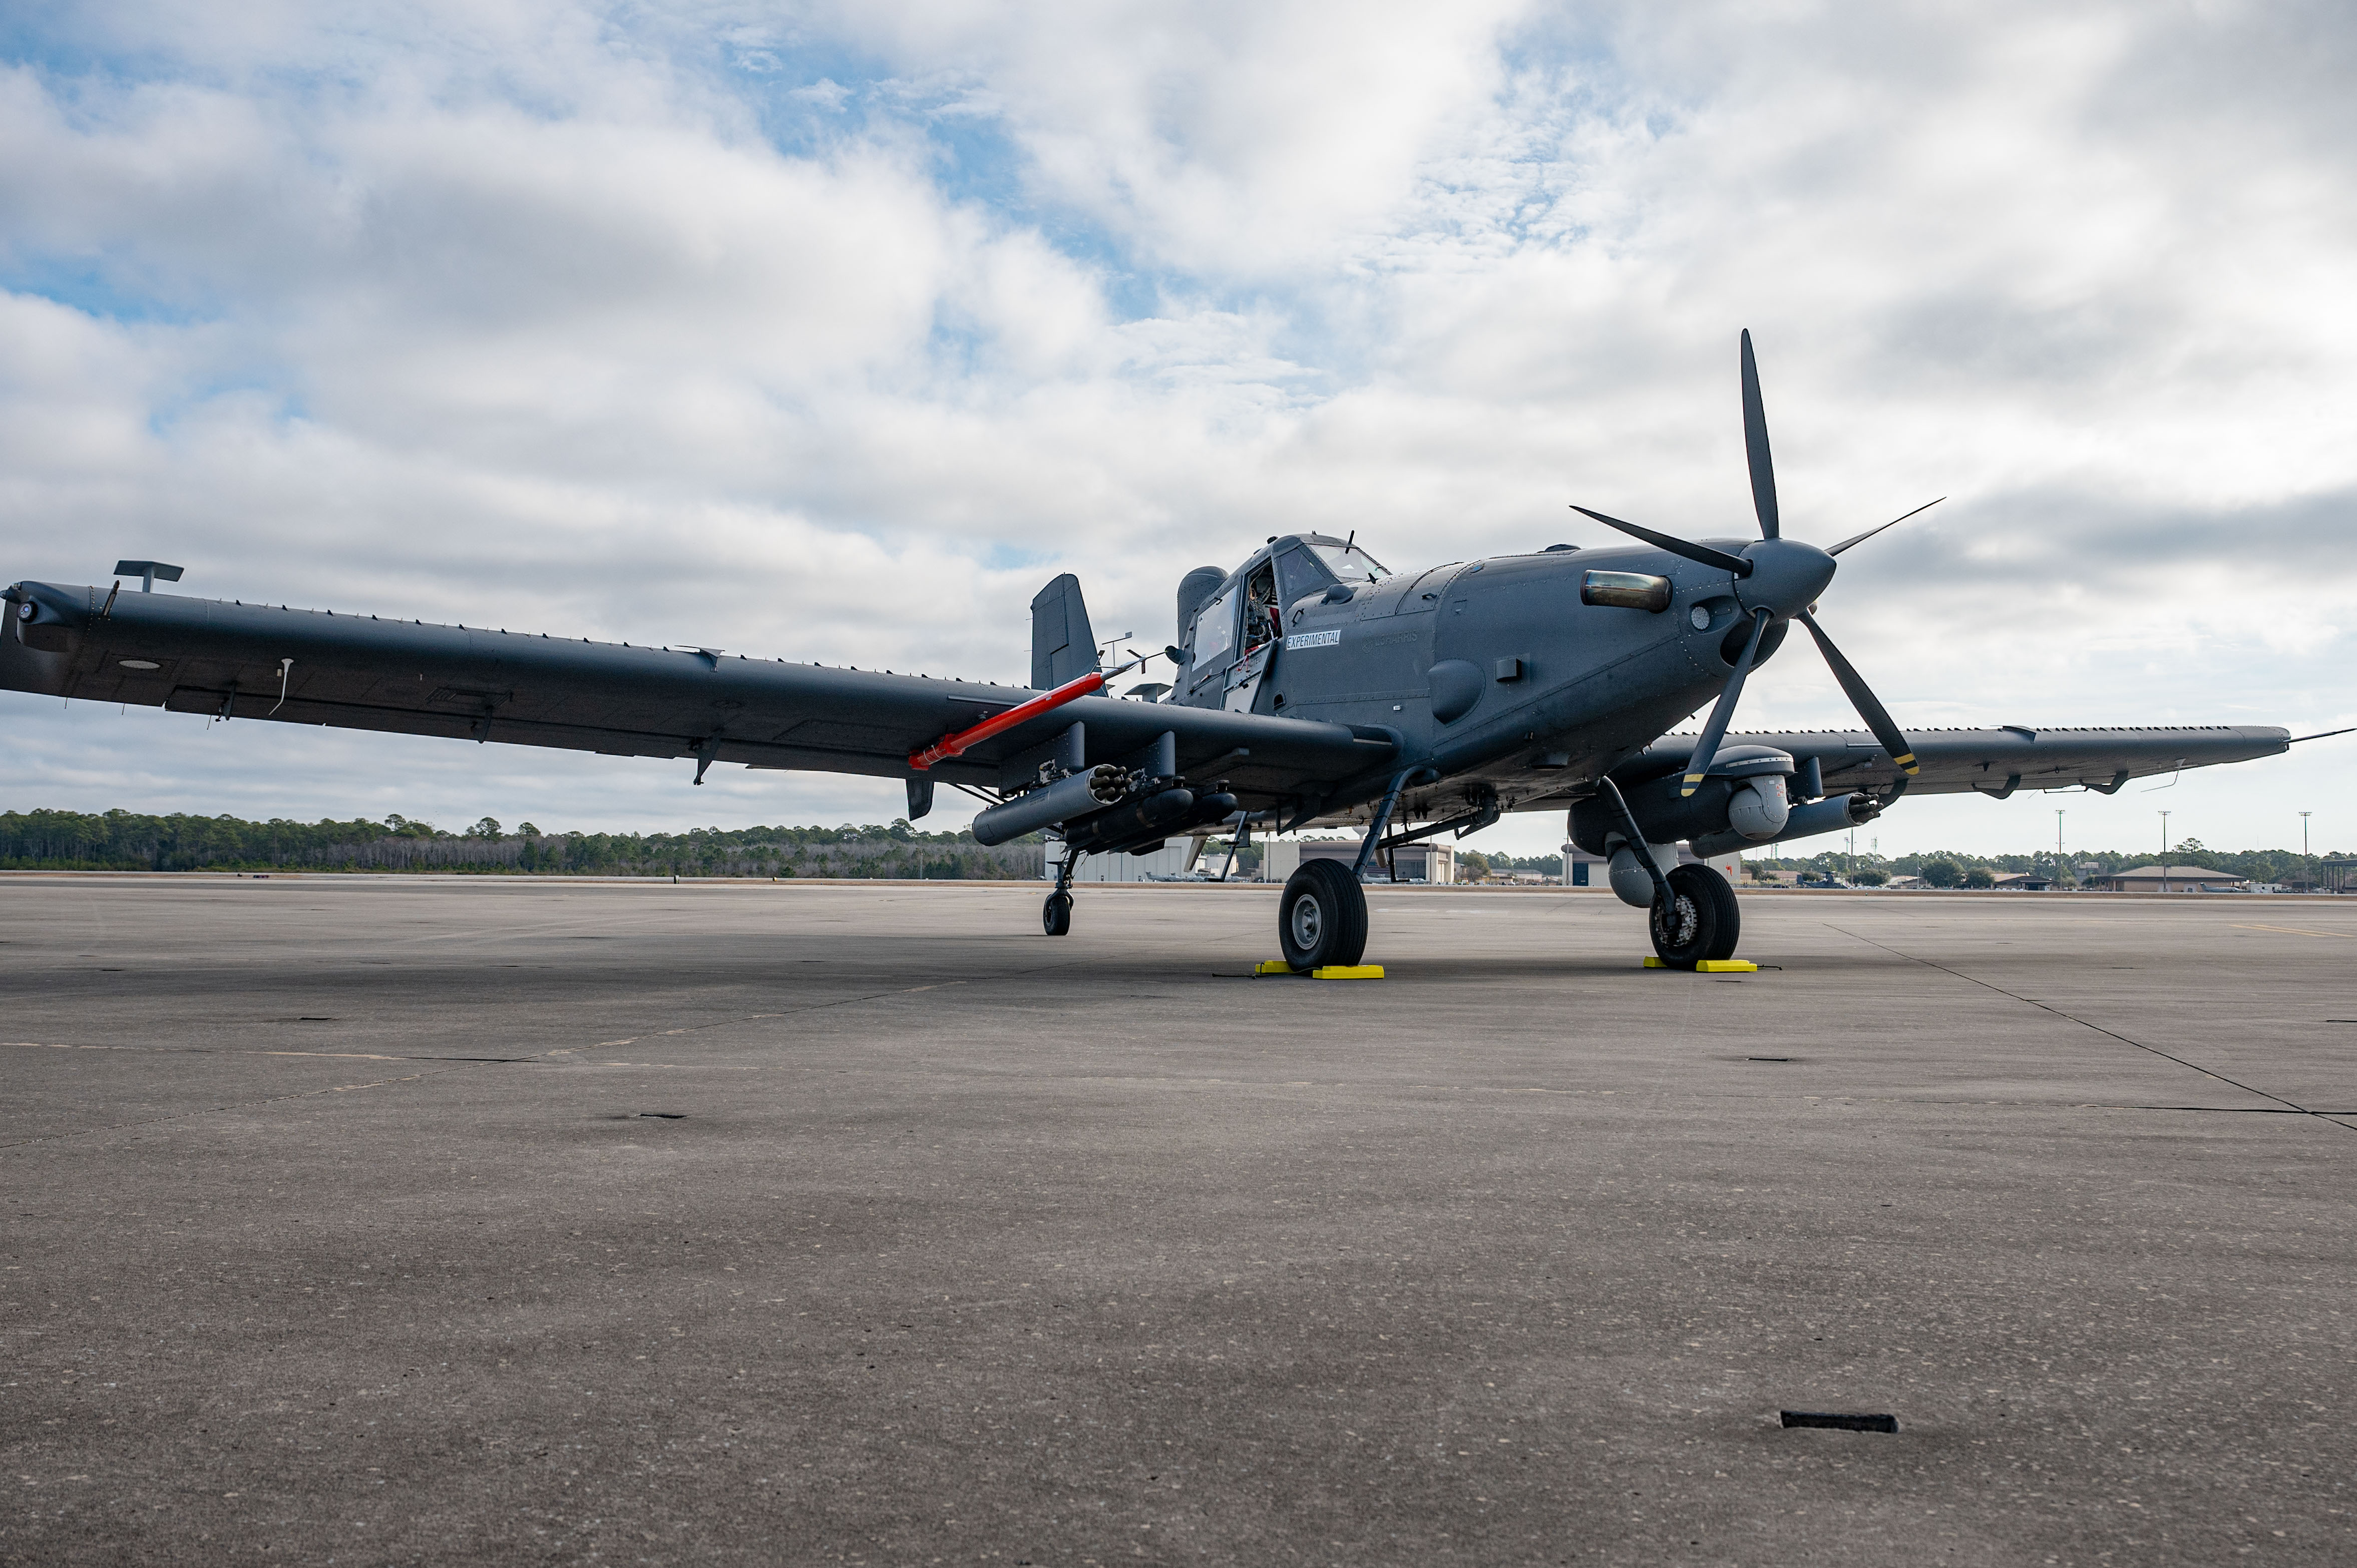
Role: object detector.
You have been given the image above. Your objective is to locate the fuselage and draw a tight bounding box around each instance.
[1168,532,1833,827]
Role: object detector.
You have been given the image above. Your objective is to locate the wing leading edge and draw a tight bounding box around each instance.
[1608,725,2289,800]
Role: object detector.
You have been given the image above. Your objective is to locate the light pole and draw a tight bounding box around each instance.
[2300,811,2312,893]
[2159,811,2171,894]
[2056,809,2065,887]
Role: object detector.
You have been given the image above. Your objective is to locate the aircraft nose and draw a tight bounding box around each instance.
[1736,537,1836,619]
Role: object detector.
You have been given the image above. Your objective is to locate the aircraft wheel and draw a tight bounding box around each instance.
[1279,860,1368,971]
[1042,891,1073,936]
[1649,864,1738,967]
[1695,864,1742,960]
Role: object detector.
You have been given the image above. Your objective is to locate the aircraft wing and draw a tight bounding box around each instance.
[1612,724,2291,799]
[0,581,1396,808]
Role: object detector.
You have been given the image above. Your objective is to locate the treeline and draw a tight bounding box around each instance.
[0,809,1043,880]
[1760,840,2342,888]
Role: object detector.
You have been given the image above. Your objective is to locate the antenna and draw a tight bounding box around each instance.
[114,560,183,594]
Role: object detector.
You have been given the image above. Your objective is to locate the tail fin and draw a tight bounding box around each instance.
[1029,572,1101,690]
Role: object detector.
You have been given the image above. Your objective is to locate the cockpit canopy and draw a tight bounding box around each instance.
[1306,537,1391,585]
[1173,534,1393,704]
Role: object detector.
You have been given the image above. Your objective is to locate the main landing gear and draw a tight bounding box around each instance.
[1272,765,1415,971]
[1278,860,1369,971]
[1648,862,1740,966]
[1041,850,1076,936]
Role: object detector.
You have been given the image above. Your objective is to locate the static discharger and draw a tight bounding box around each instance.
[1646,957,1759,972]
[1255,960,1386,980]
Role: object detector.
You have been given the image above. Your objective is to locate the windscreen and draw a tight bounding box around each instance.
[1193,585,1237,668]
[1309,541,1392,584]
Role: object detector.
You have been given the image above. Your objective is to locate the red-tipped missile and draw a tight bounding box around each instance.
[907,669,1105,771]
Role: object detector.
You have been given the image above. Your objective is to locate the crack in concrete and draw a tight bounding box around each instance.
[1824,924,2355,1136]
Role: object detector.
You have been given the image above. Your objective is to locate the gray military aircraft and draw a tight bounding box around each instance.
[2,334,2319,969]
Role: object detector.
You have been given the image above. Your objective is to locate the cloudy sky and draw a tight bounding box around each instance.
[3,0,2351,859]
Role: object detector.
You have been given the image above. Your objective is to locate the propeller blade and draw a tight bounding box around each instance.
[1570,506,1753,576]
[1680,607,1770,798]
[1740,328,1779,540]
[1797,608,1918,776]
[1830,497,1944,557]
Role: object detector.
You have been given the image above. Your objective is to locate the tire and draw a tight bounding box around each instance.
[1650,863,1739,966]
[1696,864,1741,960]
[1042,891,1073,936]
[1278,860,1369,971]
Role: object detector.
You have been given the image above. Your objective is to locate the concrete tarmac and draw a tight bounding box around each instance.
[2,877,2351,1565]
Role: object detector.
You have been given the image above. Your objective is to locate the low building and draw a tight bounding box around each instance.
[1993,872,2053,891]
[1560,843,1610,887]
[1557,842,1740,889]
[1054,840,1207,882]
[2090,864,2250,893]
[1264,839,1454,885]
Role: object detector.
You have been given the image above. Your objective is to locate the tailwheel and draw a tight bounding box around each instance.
[1278,860,1369,972]
[1042,891,1073,936]
[1649,863,1740,967]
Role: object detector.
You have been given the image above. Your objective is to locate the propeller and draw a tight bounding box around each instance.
[1795,609,1917,774]
[1680,608,1770,796]
[1740,328,1779,540]
[1574,329,1924,798]
[1570,506,1752,576]
[1830,496,1943,557]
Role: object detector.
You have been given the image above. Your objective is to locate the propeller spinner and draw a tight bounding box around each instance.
[1576,329,1925,797]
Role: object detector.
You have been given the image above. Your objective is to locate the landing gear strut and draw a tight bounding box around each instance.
[1042,847,1076,936]
[1278,860,1368,971]
[1649,862,1740,966]
[1593,777,1743,968]
[1279,765,1424,971]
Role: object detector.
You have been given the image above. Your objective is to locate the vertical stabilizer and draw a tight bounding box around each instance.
[1029,573,1101,690]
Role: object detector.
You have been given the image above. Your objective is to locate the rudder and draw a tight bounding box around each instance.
[1029,573,1101,689]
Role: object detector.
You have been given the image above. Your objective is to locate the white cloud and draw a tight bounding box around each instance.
[795,0,1533,272]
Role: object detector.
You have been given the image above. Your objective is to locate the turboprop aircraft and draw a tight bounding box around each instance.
[2,334,2322,969]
